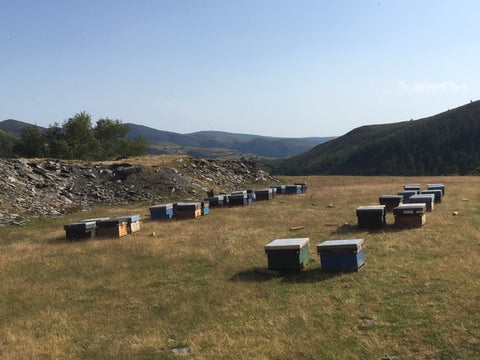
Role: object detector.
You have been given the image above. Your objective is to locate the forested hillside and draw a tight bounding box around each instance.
[267,100,480,176]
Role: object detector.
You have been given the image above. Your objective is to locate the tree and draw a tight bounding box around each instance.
[94,118,131,158]
[15,124,48,158]
[62,112,102,160]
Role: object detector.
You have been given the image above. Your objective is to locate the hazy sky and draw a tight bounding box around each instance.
[1,1,479,137]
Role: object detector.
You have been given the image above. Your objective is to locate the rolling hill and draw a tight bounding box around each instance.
[0,120,333,159]
[266,100,480,176]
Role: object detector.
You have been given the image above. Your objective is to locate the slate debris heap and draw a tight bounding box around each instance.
[0,157,277,226]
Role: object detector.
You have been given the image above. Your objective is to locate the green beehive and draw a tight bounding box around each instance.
[264,237,309,270]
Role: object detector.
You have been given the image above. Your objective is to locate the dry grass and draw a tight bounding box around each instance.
[1,176,480,359]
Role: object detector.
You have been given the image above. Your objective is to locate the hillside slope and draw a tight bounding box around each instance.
[268,100,480,176]
[0,120,331,159]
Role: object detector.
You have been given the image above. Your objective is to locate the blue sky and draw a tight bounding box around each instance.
[1,0,479,137]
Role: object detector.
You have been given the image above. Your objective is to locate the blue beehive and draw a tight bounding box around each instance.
[201,201,210,215]
[149,203,174,220]
[317,239,365,272]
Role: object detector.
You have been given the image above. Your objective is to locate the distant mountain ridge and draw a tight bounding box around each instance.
[266,100,480,176]
[0,119,333,159]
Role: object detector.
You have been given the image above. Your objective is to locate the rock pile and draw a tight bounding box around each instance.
[0,157,277,226]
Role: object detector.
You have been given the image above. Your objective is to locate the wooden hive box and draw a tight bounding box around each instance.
[393,203,426,228]
[96,218,128,238]
[407,194,435,211]
[117,214,141,233]
[427,183,445,195]
[398,190,417,202]
[255,188,273,201]
[317,239,365,272]
[201,201,210,215]
[228,194,249,207]
[295,182,308,193]
[285,185,302,194]
[149,203,174,220]
[404,184,421,192]
[421,189,443,203]
[174,202,202,219]
[379,195,403,212]
[271,185,286,194]
[356,205,386,229]
[64,221,97,240]
[264,237,309,271]
[271,187,277,198]
[204,195,226,207]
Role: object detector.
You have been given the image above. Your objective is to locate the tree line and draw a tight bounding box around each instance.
[1,112,149,160]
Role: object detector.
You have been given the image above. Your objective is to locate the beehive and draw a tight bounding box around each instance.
[255,188,273,201]
[64,221,96,240]
[201,201,210,215]
[295,182,308,193]
[174,202,202,219]
[317,239,365,272]
[356,205,386,229]
[285,185,302,194]
[379,195,403,212]
[427,183,445,195]
[404,184,421,192]
[228,193,250,206]
[96,218,128,238]
[204,195,226,207]
[271,185,286,194]
[398,190,417,202]
[117,214,141,233]
[264,238,309,270]
[421,189,443,203]
[393,203,426,228]
[407,194,435,211]
[149,203,174,220]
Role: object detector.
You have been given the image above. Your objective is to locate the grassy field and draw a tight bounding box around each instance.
[1,176,479,359]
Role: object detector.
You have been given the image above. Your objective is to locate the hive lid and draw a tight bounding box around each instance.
[393,203,426,214]
[379,194,403,199]
[97,218,127,226]
[175,202,201,208]
[117,214,141,223]
[408,194,434,202]
[64,221,96,230]
[357,205,386,211]
[398,190,417,195]
[81,217,110,223]
[265,237,310,250]
[149,203,173,210]
[317,239,364,252]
